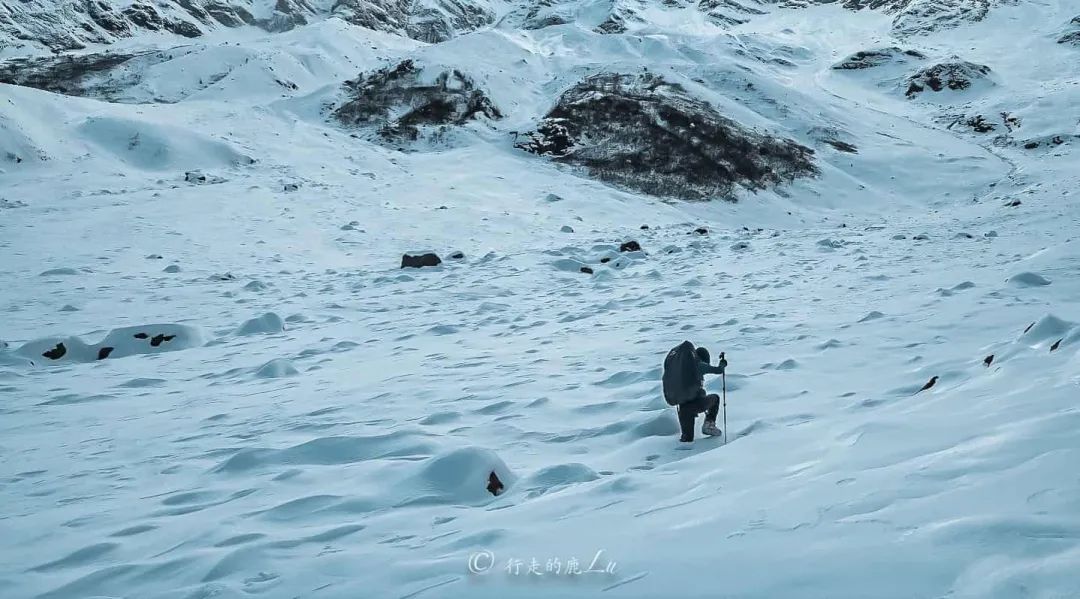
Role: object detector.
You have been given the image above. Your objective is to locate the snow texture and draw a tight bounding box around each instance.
[3,0,1080,598]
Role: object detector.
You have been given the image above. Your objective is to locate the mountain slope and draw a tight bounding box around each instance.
[1,0,1079,598]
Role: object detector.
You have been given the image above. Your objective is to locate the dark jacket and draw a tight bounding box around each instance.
[697,360,725,389]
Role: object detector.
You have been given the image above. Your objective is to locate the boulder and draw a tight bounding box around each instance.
[402,252,443,268]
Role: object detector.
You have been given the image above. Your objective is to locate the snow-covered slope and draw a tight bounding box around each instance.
[2,0,1080,598]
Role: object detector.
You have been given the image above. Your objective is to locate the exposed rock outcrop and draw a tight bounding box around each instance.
[832,47,925,70]
[515,73,816,202]
[334,60,502,142]
[904,61,993,98]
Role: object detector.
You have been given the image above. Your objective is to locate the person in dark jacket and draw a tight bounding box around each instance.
[678,347,727,442]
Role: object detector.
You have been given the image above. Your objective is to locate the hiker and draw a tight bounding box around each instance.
[662,341,727,442]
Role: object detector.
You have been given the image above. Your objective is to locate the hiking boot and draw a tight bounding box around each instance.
[701,420,722,437]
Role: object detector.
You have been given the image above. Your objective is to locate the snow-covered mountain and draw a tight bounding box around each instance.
[2,0,1080,597]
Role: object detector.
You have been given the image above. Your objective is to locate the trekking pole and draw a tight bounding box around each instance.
[721,352,727,445]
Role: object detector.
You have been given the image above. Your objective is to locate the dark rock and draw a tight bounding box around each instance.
[1023,321,1035,334]
[515,73,816,202]
[332,0,494,43]
[1051,338,1062,352]
[0,51,147,97]
[42,343,67,360]
[402,252,442,268]
[334,60,501,142]
[1058,30,1080,45]
[150,334,176,347]
[832,47,925,70]
[983,354,993,367]
[1005,199,1022,207]
[448,251,465,260]
[580,266,594,274]
[97,346,115,360]
[185,171,208,184]
[619,240,642,252]
[905,62,992,98]
[486,471,505,496]
[640,225,650,230]
[916,375,938,393]
[600,257,611,264]
[133,332,149,339]
[283,183,301,192]
[122,3,164,29]
[694,227,708,235]
[957,115,995,133]
[825,139,859,153]
[163,18,203,38]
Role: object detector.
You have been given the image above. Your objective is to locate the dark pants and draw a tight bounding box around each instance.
[677,392,720,442]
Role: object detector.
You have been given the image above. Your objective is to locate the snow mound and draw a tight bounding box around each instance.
[1019,314,1075,344]
[235,312,285,336]
[255,358,299,378]
[1008,272,1052,288]
[213,431,438,473]
[77,116,254,171]
[15,323,204,364]
[403,446,516,506]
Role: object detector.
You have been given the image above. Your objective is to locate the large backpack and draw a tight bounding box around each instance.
[662,340,700,406]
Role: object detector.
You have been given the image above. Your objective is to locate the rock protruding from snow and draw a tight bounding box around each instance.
[1060,17,1080,44]
[401,252,443,268]
[332,0,494,43]
[904,61,993,99]
[832,47,926,70]
[0,0,315,53]
[515,73,816,202]
[825,0,994,36]
[334,60,502,143]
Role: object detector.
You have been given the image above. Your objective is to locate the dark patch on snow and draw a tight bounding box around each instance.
[580,266,594,275]
[619,240,642,253]
[514,73,816,202]
[334,60,502,143]
[97,346,115,360]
